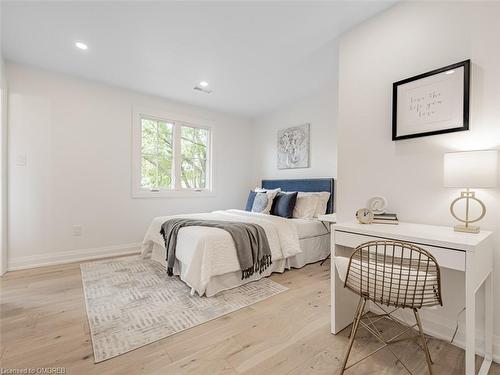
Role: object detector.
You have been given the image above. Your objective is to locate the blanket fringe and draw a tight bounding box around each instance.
[241,255,272,280]
[169,256,272,280]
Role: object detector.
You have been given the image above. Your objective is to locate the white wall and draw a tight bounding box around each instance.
[337,1,500,360]
[7,63,254,269]
[0,56,8,275]
[252,85,338,185]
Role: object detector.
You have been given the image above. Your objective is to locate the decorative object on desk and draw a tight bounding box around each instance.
[367,196,387,214]
[355,208,374,224]
[444,149,498,233]
[393,60,470,141]
[277,123,310,169]
[373,212,398,225]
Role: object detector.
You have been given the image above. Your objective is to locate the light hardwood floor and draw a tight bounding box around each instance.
[1,259,498,375]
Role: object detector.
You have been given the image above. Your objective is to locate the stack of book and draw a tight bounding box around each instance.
[373,213,398,225]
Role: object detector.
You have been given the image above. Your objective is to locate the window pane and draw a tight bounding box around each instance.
[140,118,173,189]
[157,154,173,189]
[181,125,209,189]
[181,158,207,189]
[157,121,174,157]
[141,155,157,188]
[141,119,158,154]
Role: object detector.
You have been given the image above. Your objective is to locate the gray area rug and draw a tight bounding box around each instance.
[80,257,288,362]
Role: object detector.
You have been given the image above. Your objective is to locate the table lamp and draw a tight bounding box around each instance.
[444,150,498,233]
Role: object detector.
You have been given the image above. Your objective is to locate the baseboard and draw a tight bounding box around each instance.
[7,242,142,271]
[369,303,500,364]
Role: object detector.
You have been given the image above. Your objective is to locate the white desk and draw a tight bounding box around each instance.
[329,221,494,375]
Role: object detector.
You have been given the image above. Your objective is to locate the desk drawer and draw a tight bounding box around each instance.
[334,230,465,271]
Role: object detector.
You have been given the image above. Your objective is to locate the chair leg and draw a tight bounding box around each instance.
[339,298,366,375]
[413,309,433,375]
[348,297,364,339]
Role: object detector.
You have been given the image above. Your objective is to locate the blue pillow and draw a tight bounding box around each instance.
[245,191,257,211]
[271,192,298,218]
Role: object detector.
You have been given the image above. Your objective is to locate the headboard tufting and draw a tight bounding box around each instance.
[261,178,335,214]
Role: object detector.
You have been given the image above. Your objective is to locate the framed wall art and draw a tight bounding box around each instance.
[277,123,310,169]
[392,59,470,141]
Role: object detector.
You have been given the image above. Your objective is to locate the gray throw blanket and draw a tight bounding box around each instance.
[160,219,272,280]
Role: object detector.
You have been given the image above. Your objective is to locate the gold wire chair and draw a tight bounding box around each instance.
[338,240,442,375]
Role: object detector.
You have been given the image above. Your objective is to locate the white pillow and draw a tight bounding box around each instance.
[313,192,330,217]
[254,187,280,194]
[251,189,279,214]
[285,191,330,218]
[292,193,319,219]
[289,191,330,217]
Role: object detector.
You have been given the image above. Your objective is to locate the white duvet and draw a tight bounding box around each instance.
[141,209,302,294]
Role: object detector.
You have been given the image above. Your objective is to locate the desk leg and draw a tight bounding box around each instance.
[331,260,359,333]
[465,240,493,375]
[484,273,493,361]
[478,273,493,375]
[465,271,475,375]
[331,229,359,334]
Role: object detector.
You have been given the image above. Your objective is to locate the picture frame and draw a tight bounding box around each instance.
[392,59,470,141]
[277,123,310,169]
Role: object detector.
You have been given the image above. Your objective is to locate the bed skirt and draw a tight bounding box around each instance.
[147,234,329,297]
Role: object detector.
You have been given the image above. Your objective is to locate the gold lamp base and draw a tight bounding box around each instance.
[454,224,480,234]
[450,189,486,234]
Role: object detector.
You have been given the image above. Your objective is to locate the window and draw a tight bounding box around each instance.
[180,125,209,189]
[132,109,212,197]
[140,118,174,190]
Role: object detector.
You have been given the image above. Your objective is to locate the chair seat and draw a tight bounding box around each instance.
[335,256,438,308]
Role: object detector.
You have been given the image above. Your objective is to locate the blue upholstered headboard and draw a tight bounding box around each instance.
[261,178,335,214]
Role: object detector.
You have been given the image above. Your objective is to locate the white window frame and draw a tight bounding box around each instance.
[132,107,214,198]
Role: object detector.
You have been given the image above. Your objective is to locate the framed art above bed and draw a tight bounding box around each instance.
[392,59,470,141]
[277,124,310,169]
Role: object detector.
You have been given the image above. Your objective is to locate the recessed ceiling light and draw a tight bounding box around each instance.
[75,41,88,50]
[445,70,455,75]
[194,85,213,94]
[199,81,209,88]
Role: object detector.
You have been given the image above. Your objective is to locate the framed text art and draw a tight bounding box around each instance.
[392,60,470,141]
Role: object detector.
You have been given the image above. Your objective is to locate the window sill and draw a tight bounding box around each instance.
[132,189,216,199]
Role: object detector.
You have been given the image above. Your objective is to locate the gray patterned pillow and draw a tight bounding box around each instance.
[251,193,269,213]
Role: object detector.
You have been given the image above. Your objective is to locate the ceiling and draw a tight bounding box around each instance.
[1,1,393,117]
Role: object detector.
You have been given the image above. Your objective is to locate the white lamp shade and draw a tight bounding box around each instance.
[444,150,498,188]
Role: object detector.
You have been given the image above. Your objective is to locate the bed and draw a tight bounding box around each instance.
[141,178,334,297]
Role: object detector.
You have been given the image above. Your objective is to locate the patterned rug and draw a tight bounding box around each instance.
[80,257,288,362]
